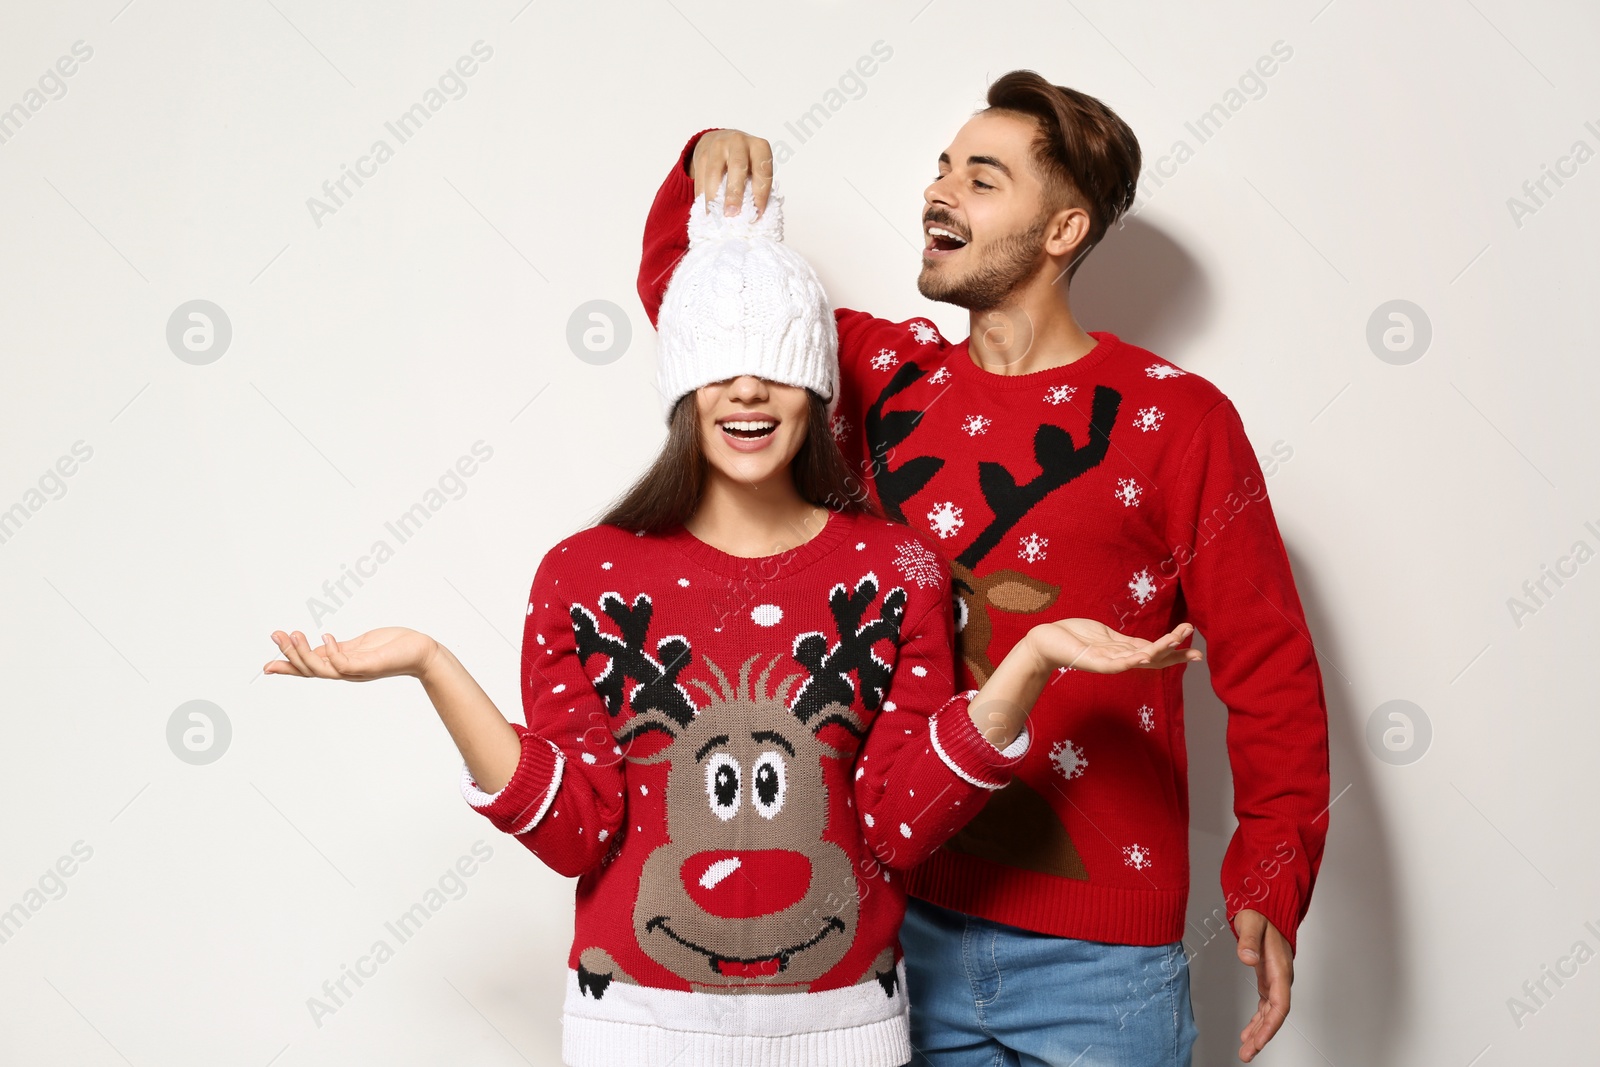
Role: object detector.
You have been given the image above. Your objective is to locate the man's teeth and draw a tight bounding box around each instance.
[928,226,967,246]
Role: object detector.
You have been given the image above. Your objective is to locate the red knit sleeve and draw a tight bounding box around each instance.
[459,549,626,878]
[637,127,722,328]
[830,311,955,484]
[853,561,1029,871]
[1163,400,1331,954]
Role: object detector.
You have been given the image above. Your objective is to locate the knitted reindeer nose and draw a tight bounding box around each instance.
[655,174,839,423]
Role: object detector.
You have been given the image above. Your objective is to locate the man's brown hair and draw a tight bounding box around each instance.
[983,71,1142,275]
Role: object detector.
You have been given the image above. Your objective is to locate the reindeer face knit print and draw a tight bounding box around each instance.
[638,130,1331,955]
[460,510,1028,1067]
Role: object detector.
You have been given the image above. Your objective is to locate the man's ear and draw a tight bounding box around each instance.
[1044,205,1092,260]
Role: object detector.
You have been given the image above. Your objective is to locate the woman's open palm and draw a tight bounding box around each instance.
[264,627,436,683]
[1031,619,1202,675]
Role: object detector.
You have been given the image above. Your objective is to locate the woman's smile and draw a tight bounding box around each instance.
[716,412,781,452]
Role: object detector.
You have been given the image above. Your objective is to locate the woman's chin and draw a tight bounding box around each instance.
[707,443,793,485]
[713,458,782,486]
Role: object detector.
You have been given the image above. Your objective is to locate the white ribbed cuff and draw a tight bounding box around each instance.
[928,700,1030,791]
[459,737,565,836]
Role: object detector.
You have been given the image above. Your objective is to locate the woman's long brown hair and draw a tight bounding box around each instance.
[595,388,882,533]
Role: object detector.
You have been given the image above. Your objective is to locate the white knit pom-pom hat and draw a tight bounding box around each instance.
[655,175,839,423]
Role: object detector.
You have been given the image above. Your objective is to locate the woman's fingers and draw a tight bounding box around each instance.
[272,630,315,676]
[322,633,353,675]
[1042,618,1201,674]
[292,631,342,680]
[284,631,321,676]
[1134,624,1199,668]
[320,632,380,680]
[263,633,294,675]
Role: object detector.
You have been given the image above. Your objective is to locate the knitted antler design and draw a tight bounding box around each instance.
[569,591,697,726]
[954,385,1122,569]
[789,573,908,724]
[935,384,1122,686]
[864,363,946,523]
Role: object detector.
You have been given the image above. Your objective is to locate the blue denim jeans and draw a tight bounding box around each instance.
[901,897,1197,1067]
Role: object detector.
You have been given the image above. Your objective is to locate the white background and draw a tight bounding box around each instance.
[2,1,1596,1064]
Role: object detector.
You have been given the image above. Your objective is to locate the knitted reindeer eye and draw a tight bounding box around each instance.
[705,754,741,821]
[953,594,968,633]
[751,752,787,819]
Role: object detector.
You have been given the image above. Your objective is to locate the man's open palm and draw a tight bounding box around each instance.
[1234,909,1294,1061]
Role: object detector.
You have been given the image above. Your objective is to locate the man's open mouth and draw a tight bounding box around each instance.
[718,417,778,440]
[925,224,968,253]
[642,915,846,979]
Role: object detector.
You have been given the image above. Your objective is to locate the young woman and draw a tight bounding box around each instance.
[264,181,1198,1067]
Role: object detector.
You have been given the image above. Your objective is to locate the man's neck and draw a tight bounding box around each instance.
[966,283,1097,376]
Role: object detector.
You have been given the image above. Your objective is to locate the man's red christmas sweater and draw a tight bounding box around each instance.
[460,510,1028,1066]
[637,129,1331,953]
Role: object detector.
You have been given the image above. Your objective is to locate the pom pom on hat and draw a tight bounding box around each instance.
[685,177,786,245]
[655,176,839,424]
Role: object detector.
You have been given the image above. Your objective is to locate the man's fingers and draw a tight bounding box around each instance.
[723,149,750,215]
[1256,1000,1288,1048]
[695,155,719,214]
[693,150,723,213]
[690,131,777,217]
[1235,918,1293,1062]
[748,139,774,216]
[1243,992,1289,1055]
[1235,912,1264,965]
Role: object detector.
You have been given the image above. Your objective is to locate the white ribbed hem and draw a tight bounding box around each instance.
[928,706,1028,791]
[458,738,564,835]
[561,961,908,1067]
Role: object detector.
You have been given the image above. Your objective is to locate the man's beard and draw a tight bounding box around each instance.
[917,214,1050,311]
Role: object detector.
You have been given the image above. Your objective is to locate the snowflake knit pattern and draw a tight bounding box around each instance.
[461,509,1027,1067]
[638,130,1331,954]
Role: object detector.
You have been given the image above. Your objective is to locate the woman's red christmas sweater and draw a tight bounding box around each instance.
[461,510,1027,1066]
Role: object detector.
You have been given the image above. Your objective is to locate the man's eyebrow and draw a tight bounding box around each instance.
[694,734,731,762]
[751,730,795,756]
[937,151,1012,178]
[968,155,1012,177]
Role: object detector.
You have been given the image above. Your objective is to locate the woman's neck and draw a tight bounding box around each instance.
[684,472,831,559]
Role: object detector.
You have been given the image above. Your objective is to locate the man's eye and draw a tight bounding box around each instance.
[972,180,992,190]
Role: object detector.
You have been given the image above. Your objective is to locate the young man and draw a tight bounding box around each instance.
[636,71,1330,1066]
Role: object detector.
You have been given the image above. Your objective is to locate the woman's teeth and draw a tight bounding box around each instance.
[722,420,777,439]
